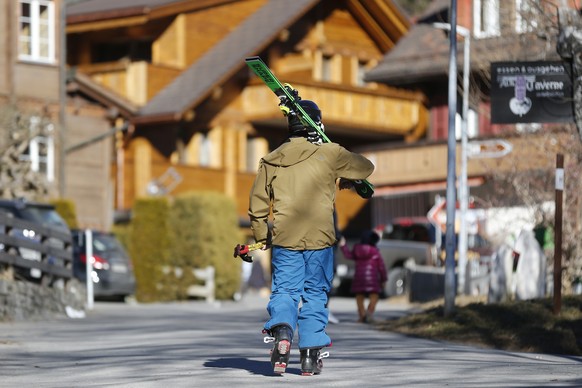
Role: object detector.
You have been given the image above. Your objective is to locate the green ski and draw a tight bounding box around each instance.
[245,56,374,199]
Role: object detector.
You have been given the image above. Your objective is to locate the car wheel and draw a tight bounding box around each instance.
[386,267,407,297]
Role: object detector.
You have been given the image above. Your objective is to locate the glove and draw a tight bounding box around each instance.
[279,100,291,116]
[233,242,265,263]
[339,178,374,199]
[283,83,300,101]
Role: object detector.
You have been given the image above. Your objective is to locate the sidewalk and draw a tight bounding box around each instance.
[0,294,580,387]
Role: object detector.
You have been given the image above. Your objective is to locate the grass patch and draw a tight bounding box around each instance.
[376,295,582,356]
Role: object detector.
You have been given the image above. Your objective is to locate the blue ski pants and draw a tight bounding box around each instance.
[264,246,333,349]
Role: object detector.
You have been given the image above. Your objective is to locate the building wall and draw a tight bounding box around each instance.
[14,62,60,100]
[0,0,65,199]
[65,105,112,230]
[0,1,12,96]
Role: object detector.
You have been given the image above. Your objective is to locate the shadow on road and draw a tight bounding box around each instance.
[204,357,301,376]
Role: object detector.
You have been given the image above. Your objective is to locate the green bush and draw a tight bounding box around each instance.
[111,223,132,254]
[51,198,78,229]
[170,191,242,300]
[129,197,175,302]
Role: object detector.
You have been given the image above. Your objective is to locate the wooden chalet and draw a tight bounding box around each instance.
[65,0,427,230]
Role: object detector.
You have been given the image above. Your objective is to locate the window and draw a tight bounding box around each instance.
[321,55,333,82]
[356,61,368,87]
[19,117,55,181]
[19,0,55,63]
[199,134,212,167]
[473,0,500,38]
[515,0,538,34]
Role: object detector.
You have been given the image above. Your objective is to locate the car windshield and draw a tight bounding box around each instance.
[385,224,435,243]
[19,207,69,229]
[93,233,123,253]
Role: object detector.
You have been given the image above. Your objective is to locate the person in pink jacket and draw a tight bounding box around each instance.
[339,230,387,323]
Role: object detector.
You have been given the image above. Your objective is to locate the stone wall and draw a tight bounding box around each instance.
[0,278,86,321]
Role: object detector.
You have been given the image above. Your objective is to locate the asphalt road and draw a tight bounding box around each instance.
[0,294,581,387]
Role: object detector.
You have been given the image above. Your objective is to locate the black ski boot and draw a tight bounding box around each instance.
[300,348,329,376]
[263,324,294,374]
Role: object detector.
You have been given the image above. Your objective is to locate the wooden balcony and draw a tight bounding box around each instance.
[363,133,565,189]
[77,61,181,106]
[242,80,427,139]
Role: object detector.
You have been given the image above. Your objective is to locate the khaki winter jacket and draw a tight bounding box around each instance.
[248,137,374,250]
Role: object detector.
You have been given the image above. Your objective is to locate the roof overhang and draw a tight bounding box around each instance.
[67,71,139,118]
[67,0,239,32]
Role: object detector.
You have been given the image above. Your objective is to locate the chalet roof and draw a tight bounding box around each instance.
[67,0,177,15]
[67,0,237,24]
[137,0,319,122]
[68,71,139,118]
[365,23,450,85]
[68,0,410,124]
[366,1,561,87]
[413,0,449,23]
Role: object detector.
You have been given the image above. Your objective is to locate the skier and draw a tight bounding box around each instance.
[248,97,374,375]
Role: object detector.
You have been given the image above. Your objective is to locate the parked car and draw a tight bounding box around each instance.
[72,229,136,301]
[0,199,71,281]
[335,217,494,298]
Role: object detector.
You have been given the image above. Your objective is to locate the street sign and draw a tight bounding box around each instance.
[490,61,574,124]
[467,139,513,159]
[427,197,446,230]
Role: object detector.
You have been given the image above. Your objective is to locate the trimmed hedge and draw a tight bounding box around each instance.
[169,191,242,300]
[51,198,78,229]
[127,192,242,302]
[129,197,175,302]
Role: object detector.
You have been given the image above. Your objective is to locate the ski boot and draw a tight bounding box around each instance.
[263,324,294,374]
[300,347,330,376]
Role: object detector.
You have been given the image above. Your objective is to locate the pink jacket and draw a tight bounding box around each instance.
[340,243,387,294]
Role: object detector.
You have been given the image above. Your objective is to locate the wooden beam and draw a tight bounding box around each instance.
[149,0,241,20]
[66,15,148,33]
[361,0,409,39]
[346,0,394,52]
[66,0,240,33]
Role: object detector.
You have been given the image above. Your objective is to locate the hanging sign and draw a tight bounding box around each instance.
[490,61,574,124]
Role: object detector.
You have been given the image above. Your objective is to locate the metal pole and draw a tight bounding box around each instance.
[433,23,471,295]
[459,29,470,295]
[58,0,67,196]
[444,0,458,316]
[553,154,564,315]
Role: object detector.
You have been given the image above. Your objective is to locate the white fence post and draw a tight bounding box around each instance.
[85,229,94,310]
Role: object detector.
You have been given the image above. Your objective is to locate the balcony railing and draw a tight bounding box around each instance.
[78,61,181,106]
[242,81,426,138]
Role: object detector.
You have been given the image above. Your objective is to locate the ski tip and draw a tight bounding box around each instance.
[245,56,262,63]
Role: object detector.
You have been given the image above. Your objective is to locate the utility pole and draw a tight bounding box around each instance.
[432,23,471,295]
[444,0,458,317]
[554,154,564,315]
